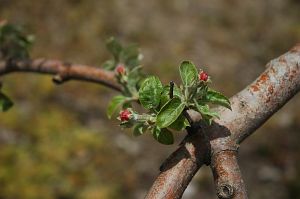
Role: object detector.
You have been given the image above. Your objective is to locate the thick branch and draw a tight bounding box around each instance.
[213,44,300,145]
[0,58,121,91]
[146,44,300,198]
[145,125,209,199]
[207,44,300,199]
[211,151,247,199]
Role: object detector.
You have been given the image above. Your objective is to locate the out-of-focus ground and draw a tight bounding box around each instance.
[0,0,300,198]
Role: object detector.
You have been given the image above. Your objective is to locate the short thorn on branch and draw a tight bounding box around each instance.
[52,62,71,84]
[52,74,67,84]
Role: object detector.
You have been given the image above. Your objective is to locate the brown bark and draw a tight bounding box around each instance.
[0,58,121,91]
[211,151,247,199]
[145,126,209,199]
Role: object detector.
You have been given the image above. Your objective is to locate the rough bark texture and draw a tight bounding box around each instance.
[145,126,210,199]
[0,44,299,199]
[211,151,247,199]
[214,43,300,145]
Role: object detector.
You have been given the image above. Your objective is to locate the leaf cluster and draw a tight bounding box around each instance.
[0,22,34,60]
[0,22,33,112]
[107,58,231,145]
[103,37,144,98]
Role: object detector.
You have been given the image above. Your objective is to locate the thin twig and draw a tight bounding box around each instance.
[0,58,121,91]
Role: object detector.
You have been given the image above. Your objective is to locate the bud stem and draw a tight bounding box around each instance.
[135,114,155,122]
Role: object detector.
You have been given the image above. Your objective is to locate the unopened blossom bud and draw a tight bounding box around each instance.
[115,64,126,75]
[199,71,208,82]
[119,109,131,121]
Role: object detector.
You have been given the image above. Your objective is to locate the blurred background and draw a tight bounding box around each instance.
[0,0,300,198]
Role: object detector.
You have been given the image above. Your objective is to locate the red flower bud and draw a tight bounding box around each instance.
[115,64,126,75]
[199,71,208,82]
[119,109,131,121]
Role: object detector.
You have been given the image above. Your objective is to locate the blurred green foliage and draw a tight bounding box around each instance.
[0,22,33,60]
[0,91,13,112]
[0,103,133,198]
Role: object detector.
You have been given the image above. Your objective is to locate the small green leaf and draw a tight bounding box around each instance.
[156,97,185,128]
[102,60,115,70]
[195,101,219,125]
[138,76,163,110]
[179,61,198,87]
[195,103,219,118]
[0,92,13,112]
[106,37,123,61]
[107,95,127,119]
[121,44,140,68]
[133,123,147,137]
[195,84,208,99]
[127,66,143,89]
[169,114,189,131]
[152,127,174,145]
[205,88,231,110]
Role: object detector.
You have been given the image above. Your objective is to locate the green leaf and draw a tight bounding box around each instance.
[169,114,189,131]
[107,95,127,119]
[179,61,198,87]
[138,76,163,110]
[195,84,208,99]
[106,37,123,61]
[195,101,219,125]
[0,23,33,60]
[133,123,147,137]
[0,92,13,112]
[195,103,219,118]
[160,84,183,107]
[205,88,231,110]
[102,60,115,70]
[121,44,140,68]
[156,97,185,128]
[127,66,143,88]
[152,127,174,145]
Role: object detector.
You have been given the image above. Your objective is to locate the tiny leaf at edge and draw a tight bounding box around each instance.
[0,92,13,112]
[107,95,127,119]
[205,88,231,110]
[152,127,174,145]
